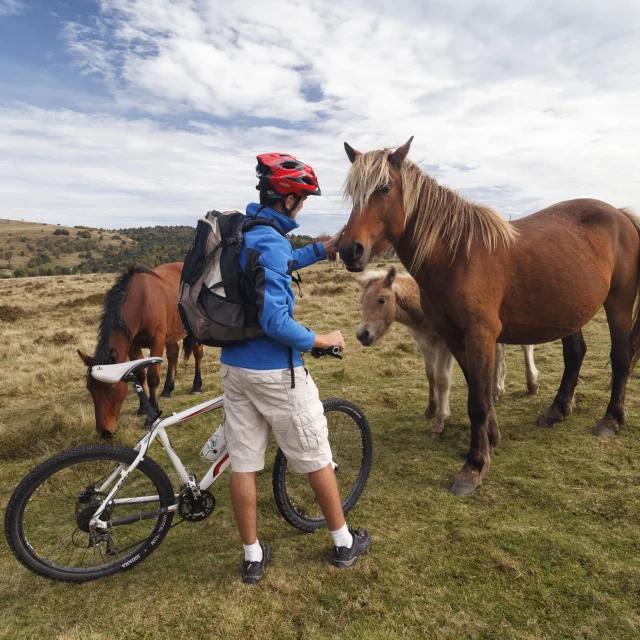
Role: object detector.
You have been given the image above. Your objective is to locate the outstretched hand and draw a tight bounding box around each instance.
[323,225,346,258]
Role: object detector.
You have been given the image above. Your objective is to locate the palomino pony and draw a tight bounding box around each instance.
[339,137,640,495]
[355,266,538,438]
[78,263,204,436]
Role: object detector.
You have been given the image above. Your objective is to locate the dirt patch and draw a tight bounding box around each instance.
[0,305,28,323]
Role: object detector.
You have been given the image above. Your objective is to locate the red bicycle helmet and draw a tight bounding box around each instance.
[256,153,322,199]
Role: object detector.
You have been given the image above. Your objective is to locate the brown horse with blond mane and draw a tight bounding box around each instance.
[339,137,640,495]
[78,263,204,436]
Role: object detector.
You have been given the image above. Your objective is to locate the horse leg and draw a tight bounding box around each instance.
[145,339,164,424]
[451,331,497,495]
[190,342,204,395]
[537,331,586,428]
[129,345,150,415]
[422,344,437,420]
[522,345,539,394]
[492,343,507,404]
[594,302,633,436]
[431,343,454,439]
[160,342,179,398]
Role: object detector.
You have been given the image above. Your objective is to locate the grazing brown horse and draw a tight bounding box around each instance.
[77,263,204,435]
[339,137,640,495]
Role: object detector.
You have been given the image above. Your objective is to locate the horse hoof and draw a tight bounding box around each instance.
[160,391,172,399]
[137,408,147,416]
[593,418,619,438]
[450,482,477,496]
[190,390,202,395]
[430,418,445,439]
[528,382,540,395]
[536,406,565,429]
[536,416,555,429]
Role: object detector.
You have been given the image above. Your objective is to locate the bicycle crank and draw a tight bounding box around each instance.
[177,488,216,522]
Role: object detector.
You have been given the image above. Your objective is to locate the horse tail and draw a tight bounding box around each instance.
[182,335,195,361]
[619,208,640,372]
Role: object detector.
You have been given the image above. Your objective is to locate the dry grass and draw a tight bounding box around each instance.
[1,264,640,639]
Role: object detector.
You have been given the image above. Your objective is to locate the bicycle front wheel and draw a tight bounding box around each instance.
[272,398,373,533]
[4,445,175,582]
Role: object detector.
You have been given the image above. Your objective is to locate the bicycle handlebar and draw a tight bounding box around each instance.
[310,346,343,360]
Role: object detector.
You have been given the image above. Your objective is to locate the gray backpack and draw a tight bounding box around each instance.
[178,210,281,347]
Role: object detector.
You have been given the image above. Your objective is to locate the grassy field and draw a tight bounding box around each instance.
[1,263,639,639]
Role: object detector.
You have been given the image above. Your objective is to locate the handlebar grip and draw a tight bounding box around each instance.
[310,346,343,359]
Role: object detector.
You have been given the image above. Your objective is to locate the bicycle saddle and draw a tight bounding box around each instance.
[91,357,164,384]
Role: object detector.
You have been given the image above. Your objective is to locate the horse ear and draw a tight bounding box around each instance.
[344,142,361,164]
[388,136,414,167]
[77,350,93,367]
[384,265,397,287]
[108,349,118,364]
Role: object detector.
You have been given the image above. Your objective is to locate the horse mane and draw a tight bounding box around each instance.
[343,149,518,271]
[93,265,160,365]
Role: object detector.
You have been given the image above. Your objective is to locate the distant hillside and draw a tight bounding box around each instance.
[0,218,320,278]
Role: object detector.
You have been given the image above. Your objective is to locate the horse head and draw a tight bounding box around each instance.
[78,348,128,437]
[339,137,414,272]
[354,266,398,346]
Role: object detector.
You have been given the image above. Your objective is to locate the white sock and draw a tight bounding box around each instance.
[243,540,263,563]
[330,523,353,549]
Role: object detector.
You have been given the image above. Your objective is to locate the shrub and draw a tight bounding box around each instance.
[53,228,70,236]
[50,330,76,345]
[0,305,27,322]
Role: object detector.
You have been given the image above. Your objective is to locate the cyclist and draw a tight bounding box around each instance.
[220,153,371,583]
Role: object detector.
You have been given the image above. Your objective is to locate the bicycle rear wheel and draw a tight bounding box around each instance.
[4,445,175,582]
[272,398,373,533]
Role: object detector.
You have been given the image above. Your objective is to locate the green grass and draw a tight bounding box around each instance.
[0,265,639,639]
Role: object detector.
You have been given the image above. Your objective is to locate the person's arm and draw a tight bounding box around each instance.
[290,225,346,270]
[291,241,326,270]
[249,240,316,351]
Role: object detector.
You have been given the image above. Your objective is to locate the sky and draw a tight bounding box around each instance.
[0,0,639,236]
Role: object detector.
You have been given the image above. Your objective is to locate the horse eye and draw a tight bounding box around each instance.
[378,297,386,304]
[378,184,391,194]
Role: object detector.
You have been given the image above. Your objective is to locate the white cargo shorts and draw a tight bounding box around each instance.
[220,363,332,474]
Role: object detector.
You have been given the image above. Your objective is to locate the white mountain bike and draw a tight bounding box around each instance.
[4,347,372,582]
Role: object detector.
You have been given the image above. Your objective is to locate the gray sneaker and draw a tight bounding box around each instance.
[332,528,371,569]
[242,544,270,584]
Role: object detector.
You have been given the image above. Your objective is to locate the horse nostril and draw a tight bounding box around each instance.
[356,327,371,345]
[353,242,365,261]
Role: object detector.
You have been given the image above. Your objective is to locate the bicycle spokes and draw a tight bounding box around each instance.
[23,458,163,570]
[283,409,364,520]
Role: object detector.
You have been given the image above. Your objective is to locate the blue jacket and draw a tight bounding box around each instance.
[220,203,327,370]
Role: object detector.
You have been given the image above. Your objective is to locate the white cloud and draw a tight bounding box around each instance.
[0,0,25,17]
[0,106,351,234]
[2,0,640,232]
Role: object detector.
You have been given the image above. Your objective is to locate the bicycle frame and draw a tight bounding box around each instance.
[89,394,228,530]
